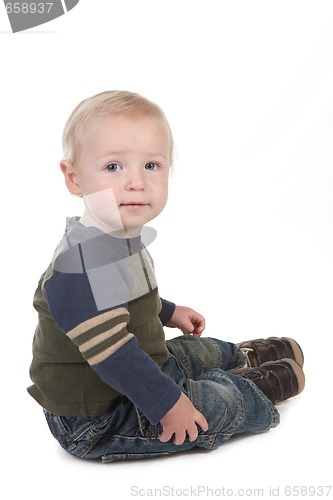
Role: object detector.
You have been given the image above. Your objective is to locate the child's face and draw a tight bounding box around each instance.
[67,114,171,232]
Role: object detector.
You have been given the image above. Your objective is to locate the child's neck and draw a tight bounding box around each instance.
[79,212,142,239]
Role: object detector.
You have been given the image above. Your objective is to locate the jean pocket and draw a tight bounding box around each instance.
[44,410,113,457]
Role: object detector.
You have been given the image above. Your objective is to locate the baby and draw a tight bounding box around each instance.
[28,90,305,462]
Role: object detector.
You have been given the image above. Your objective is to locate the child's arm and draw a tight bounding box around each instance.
[159,392,209,445]
[166,306,206,336]
[159,298,176,325]
[44,269,182,425]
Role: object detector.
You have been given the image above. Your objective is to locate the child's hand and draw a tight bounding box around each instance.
[166,306,205,336]
[159,393,209,445]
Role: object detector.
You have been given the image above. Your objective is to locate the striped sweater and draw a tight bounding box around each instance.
[27,218,181,424]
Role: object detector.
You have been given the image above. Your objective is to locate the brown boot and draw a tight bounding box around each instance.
[238,337,304,368]
[239,358,305,404]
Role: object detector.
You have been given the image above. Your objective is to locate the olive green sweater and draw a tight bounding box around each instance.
[27,218,181,424]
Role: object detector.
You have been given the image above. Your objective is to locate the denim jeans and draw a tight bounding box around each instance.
[43,336,280,462]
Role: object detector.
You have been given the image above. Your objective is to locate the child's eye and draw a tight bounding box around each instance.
[145,162,159,171]
[106,163,121,172]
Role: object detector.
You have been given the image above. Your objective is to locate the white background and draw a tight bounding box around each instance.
[1,1,333,498]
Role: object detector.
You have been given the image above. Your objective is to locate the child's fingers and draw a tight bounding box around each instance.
[187,424,199,442]
[159,428,174,443]
[159,428,187,445]
[173,430,186,446]
[180,319,197,334]
[196,412,209,432]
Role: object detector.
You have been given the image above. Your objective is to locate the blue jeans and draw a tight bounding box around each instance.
[44,336,280,462]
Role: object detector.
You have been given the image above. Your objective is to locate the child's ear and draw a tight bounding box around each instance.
[60,160,82,196]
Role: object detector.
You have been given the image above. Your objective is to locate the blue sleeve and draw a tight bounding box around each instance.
[45,270,181,424]
[94,336,182,424]
[159,298,176,325]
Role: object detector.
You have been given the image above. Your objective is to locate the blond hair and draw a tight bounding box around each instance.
[62,90,174,165]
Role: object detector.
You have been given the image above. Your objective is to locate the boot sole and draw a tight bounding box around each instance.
[273,358,305,397]
[271,337,304,368]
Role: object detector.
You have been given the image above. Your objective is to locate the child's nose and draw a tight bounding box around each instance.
[126,170,145,190]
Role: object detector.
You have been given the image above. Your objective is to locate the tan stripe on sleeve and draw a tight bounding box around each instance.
[67,307,129,340]
[79,322,128,354]
[88,333,134,365]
